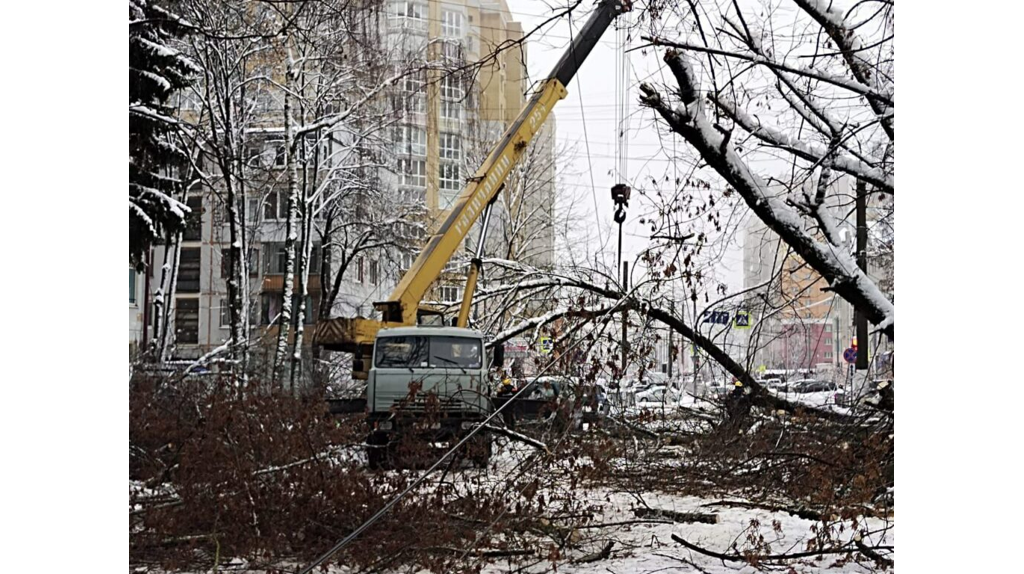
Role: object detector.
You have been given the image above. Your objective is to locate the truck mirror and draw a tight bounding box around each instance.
[490,344,505,369]
[353,357,365,373]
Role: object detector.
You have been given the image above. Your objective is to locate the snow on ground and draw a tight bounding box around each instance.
[133,420,892,573]
[478,487,893,574]
[472,437,893,573]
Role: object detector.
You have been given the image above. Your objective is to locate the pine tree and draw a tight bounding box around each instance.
[129,0,198,269]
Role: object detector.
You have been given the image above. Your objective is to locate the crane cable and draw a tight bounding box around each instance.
[613,8,631,271]
[567,4,605,256]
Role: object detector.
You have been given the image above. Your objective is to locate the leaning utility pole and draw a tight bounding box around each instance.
[855,179,869,371]
[667,300,674,379]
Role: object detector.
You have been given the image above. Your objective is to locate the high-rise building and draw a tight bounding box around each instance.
[136,0,556,361]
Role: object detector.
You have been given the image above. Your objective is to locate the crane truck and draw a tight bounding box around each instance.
[314,0,632,468]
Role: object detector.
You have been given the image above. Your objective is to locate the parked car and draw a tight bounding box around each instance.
[636,384,670,404]
[786,379,836,393]
[704,379,732,398]
[760,377,789,392]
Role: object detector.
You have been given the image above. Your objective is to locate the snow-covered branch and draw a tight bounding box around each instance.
[640,37,892,106]
[639,50,893,339]
[710,95,893,194]
[792,0,894,140]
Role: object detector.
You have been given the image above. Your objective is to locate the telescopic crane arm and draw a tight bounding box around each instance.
[314,0,631,377]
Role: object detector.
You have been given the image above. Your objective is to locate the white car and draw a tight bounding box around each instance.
[636,384,671,404]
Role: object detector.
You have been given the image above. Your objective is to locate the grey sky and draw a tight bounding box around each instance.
[506,0,748,293]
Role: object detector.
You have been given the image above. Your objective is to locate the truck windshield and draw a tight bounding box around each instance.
[375,336,482,369]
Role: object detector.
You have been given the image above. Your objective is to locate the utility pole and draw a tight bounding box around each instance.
[855,179,869,371]
[667,300,674,379]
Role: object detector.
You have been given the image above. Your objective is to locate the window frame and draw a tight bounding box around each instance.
[129,269,137,305]
[398,125,426,156]
[374,335,482,369]
[441,10,463,38]
[182,196,203,242]
[439,132,462,161]
[174,297,200,344]
[398,157,427,188]
[178,247,202,293]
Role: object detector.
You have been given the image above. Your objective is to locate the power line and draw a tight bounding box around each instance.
[566,9,604,251]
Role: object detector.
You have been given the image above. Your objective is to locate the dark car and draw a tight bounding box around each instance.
[492,378,563,427]
[792,380,838,393]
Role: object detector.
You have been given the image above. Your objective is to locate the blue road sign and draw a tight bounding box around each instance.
[843,347,857,363]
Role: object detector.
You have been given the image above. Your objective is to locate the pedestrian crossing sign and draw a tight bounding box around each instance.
[539,336,553,354]
[733,310,751,329]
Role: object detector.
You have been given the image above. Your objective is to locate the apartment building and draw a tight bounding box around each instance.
[742,178,859,372]
[134,0,556,360]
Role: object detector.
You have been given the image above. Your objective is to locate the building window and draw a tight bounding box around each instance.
[399,67,427,114]
[440,75,463,121]
[441,10,463,38]
[219,297,230,328]
[129,269,137,304]
[402,67,425,93]
[247,198,260,221]
[183,196,203,242]
[398,158,427,188]
[368,259,379,286]
[390,1,426,29]
[440,133,461,161]
[245,143,264,167]
[440,285,460,302]
[407,93,427,114]
[440,162,461,191]
[221,248,260,278]
[441,40,464,62]
[264,191,288,221]
[178,248,201,293]
[263,243,320,275]
[824,351,833,359]
[273,143,286,167]
[261,292,281,325]
[400,186,425,205]
[175,298,199,344]
[440,162,461,209]
[398,125,426,156]
[357,257,364,283]
[440,75,462,106]
[441,100,461,121]
[264,243,287,275]
[260,293,314,325]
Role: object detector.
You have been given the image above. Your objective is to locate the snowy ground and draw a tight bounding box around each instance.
[476,488,894,574]
[132,411,893,573]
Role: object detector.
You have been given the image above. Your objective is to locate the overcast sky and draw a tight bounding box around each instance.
[506,0,749,293]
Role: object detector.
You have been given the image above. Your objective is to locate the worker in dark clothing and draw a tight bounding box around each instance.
[725,380,752,422]
[497,377,516,397]
[496,376,517,429]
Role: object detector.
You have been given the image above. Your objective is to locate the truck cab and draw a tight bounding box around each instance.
[366,325,494,468]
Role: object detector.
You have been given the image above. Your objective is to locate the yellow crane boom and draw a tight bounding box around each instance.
[314,0,631,378]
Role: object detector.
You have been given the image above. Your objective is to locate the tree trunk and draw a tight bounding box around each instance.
[273,88,299,385]
[156,233,182,363]
[290,162,314,388]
